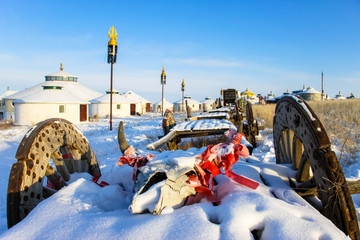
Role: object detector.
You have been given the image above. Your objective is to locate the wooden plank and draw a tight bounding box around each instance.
[186,115,228,121]
[147,131,178,150]
[147,128,229,150]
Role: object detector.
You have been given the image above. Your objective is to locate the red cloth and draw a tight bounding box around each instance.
[118,133,259,206]
[118,146,155,180]
[91,174,110,187]
[186,132,258,204]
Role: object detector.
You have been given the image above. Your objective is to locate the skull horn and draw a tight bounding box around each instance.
[118,121,130,154]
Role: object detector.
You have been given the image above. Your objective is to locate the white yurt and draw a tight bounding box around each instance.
[174,96,201,112]
[0,87,17,120]
[8,64,102,125]
[121,90,152,114]
[240,88,258,104]
[334,91,346,100]
[298,86,322,101]
[153,98,174,114]
[201,97,215,112]
[266,91,277,104]
[89,90,139,118]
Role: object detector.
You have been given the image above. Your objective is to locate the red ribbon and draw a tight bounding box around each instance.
[62,153,73,159]
[92,174,109,187]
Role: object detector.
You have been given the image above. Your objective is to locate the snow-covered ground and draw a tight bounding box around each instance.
[0,114,358,239]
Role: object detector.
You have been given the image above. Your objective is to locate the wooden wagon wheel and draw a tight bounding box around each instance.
[7,118,101,228]
[273,96,359,239]
[245,101,257,147]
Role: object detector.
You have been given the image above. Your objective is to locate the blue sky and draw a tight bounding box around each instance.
[0,0,359,103]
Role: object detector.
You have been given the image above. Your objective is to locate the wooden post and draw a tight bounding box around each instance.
[162,81,164,115]
[321,71,324,101]
[161,67,166,116]
[110,62,113,130]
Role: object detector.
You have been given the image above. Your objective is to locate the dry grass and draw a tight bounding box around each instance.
[253,99,360,167]
[308,99,360,166]
[252,104,276,129]
[0,119,14,130]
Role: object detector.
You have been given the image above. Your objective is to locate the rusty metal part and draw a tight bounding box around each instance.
[273,96,359,239]
[7,118,101,228]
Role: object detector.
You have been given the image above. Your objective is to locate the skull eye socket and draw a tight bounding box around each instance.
[138,172,167,195]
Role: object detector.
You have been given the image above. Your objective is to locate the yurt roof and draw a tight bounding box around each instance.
[45,64,77,79]
[13,86,87,104]
[46,70,77,78]
[240,88,256,96]
[334,91,346,99]
[201,97,215,104]
[154,98,173,106]
[174,96,200,104]
[0,89,17,99]
[106,89,120,94]
[90,92,137,104]
[302,87,320,94]
[121,90,151,103]
[5,81,102,102]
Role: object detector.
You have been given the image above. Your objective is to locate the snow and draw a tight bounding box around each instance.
[208,107,231,113]
[171,119,235,131]
[292,95,316,121]
[0,115,357,239]
[302,87,321,94]
[198,112,229,119]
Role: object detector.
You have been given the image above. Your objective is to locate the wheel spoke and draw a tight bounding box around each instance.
[60,145,76,174]
[279,131,289,163]
[42,186,57,199]
[296,152,311,182]
[284,129,291,162]
[51,150,70,181]
[45,164,68,190]
[294,177,317,196]
[292,135,303,170]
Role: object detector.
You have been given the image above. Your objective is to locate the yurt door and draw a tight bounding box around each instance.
[130,104,136,115]
[146,103,151,112]
[80,104,87,121]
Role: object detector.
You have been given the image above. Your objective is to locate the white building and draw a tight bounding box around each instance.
[334,91,346,100]
[121,91,152,114]
[201,97,215,112]
[267,91,275,100]
[6,64,102,125]
[89,90,138,118]
[0,87,17,120]
[240,88,258,104]
[153,98,174,113]
[174,96,202,112]
[298,87,322,101]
